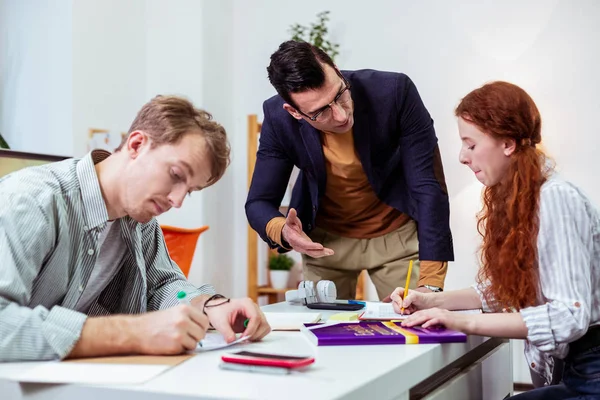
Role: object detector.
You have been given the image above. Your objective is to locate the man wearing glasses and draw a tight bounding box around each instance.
[246,40,453,300]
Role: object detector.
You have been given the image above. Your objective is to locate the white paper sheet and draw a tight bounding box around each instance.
[9,362,169,384]
[196,332,250,351]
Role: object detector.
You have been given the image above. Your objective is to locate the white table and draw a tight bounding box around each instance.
[0,302,513,400]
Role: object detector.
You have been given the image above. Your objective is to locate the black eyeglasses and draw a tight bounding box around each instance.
[297,72,351,122]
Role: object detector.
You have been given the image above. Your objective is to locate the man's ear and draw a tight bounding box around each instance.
[503,138,516,157]
[126,131,148,159]
[283,103,303,120]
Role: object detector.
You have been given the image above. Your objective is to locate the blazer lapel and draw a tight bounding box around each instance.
[299,121,326,194]
[352,98,376,186]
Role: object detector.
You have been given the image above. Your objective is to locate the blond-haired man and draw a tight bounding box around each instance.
[0,96,270,362]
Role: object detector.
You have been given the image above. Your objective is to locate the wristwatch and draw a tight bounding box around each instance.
[422,284,443,293]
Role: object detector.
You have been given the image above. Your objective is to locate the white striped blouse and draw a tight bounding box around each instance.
[474,174,600,384]
[0,150,214,361]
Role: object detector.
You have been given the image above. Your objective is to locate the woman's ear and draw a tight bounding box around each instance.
[503,138,516,157]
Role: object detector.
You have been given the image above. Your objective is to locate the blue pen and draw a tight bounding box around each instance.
[335,299,366,306]
[348,300,366,306]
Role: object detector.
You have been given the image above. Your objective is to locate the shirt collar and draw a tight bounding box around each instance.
[76,149,111,231]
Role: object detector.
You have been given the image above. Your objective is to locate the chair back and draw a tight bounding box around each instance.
[160,225,209,277]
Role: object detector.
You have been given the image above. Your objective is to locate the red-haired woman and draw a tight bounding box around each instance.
[390,81,600,399]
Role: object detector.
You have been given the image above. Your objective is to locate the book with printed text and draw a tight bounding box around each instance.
[301,321,467,346]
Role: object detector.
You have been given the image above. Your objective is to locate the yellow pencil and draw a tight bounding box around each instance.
[400,260,414,315]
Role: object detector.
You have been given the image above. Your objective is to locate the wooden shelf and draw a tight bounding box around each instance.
[257,286,295,294]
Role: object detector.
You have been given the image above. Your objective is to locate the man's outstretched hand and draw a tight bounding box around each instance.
[281,208,334,258]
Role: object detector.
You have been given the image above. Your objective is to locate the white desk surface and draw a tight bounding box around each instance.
[0,302,497,400]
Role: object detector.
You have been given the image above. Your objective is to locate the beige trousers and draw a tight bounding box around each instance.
[302,220,420,300]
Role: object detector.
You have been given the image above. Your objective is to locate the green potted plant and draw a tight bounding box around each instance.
[289,11,339,61]
[268,253,295,289]
[0,132,9,149]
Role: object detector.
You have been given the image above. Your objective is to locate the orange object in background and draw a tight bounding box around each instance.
[160,225,209,277]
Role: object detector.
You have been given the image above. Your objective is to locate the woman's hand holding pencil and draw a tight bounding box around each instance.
[390,260,435,315]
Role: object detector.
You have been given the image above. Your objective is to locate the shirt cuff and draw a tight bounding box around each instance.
[41,305,88,360]
[265,217,289,249]
[471,282,495,313]
[417,261,448,289]
[521,304,556,352]
[160,282,216,310]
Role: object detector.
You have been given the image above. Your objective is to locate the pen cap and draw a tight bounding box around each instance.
[177,291,190,304]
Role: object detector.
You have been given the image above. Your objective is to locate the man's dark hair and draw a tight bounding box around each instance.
[267,40,335,109]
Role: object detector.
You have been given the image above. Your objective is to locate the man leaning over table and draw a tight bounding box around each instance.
[0,95,270,362]
[246,41,454,300]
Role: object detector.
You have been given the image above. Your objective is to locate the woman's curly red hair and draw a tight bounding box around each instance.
[455,81,551,311]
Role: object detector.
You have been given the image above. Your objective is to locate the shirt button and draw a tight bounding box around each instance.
[83,226,88,230]
[574,302,581,308]
[79,285,84,292]
[531,362,536,368]
[88,249,94,255]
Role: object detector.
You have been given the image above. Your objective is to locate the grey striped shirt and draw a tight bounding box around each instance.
[474,174,600,384]
[0,150,214,362]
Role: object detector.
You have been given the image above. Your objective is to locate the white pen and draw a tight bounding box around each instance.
[219,363,291,375]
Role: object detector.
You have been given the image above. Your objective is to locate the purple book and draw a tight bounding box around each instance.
[302,322,467,346]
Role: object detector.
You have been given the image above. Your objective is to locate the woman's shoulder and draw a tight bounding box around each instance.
[541,174,585,201]
[540,174,599,218]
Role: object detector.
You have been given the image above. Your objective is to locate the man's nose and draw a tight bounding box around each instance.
[331,102,347,123]
[168,187,187,209]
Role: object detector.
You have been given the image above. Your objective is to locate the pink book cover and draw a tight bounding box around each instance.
[302,321,467,346]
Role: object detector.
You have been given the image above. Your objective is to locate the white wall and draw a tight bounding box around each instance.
[197,0,237,296]
[71,0,147,157]
[0,0,73,156]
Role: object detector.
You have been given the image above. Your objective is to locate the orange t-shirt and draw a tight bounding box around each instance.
[266,128,447,288]
[315,129,408,238]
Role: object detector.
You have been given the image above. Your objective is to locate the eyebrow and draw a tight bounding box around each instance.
[179,161,195,178]
[307,81,345,114]
[179,161,208,191]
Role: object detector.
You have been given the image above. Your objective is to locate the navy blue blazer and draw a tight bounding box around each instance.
[246,70,454,261]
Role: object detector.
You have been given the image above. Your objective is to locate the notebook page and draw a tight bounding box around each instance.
[360,302,482,320]
[360,302,407,320]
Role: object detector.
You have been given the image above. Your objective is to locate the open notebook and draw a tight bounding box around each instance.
[359,302,482,321]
